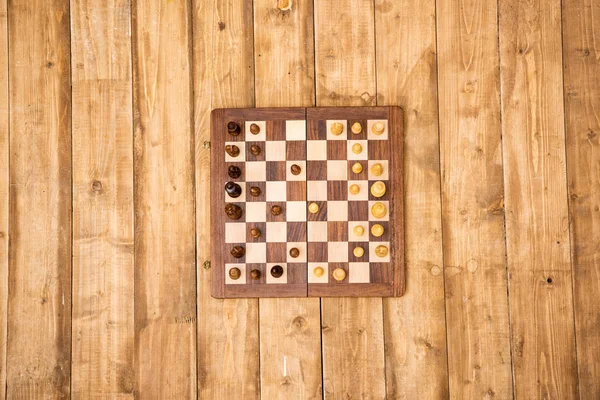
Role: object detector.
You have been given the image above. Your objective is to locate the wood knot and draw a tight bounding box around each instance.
[218,22,225,31]
[546,277,553,285]
[588,130,597,140]
[291,316,307,333]
[0,231,5,238]
[92,180,102,192]
[46,61,54,68]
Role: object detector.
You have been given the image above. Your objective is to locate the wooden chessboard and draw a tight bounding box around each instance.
[210,107,404,298]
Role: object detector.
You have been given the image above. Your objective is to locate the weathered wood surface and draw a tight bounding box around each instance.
[0,0,7,397]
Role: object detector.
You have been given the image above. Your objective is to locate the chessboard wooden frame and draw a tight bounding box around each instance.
[210,106,404,298]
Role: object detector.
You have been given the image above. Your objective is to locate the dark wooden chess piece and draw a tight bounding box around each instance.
[289,248,300,258]
[225,181,242,198]
[228,165,241,179]
[229,267,241,280]
[270,265,284,278]
[225,203,242,220]
[271,205,282,216]
[249,123,260,134]
[249,186,261,197]
[250,144,261,156]
[231,246,245,258]
[290,164,302,175]
[227,121,240,136]
[250,227,261,238]
[250,269,261,280]
[225,144,240,157]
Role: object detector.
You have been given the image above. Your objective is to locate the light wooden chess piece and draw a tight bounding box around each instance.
[330,122,344,135]
[351,122,362,134]
[371,122,385,135]
[371,202,387,218]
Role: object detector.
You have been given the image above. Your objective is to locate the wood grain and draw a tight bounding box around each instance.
[562,0,600,396]
[196,0,260,397]
[314,1,385,398]
[436,0,514,397]
[70,0,134,397]
[0,0,7,397]
[132,0,196,397]
[498,0,579,397]
[374,0,450,397]
[7,0,72,397]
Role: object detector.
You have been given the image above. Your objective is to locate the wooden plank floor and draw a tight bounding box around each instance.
[1,0,598,398]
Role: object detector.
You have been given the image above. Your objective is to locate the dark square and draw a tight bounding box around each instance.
[327,181,348,201]
[348,201,368,221]
[267,242,287,263]
[266,201,286,222]
[287,262,307,285]
[368,221,390,242]
[348,242,369,262]
[369,262,392,283]
[308,242,328,262]
[307,200,327,221]
[266,161,286,181]
[307,160,327,180]
[307,120,322,140]
[288,221,307,242]
[347,160,368,181]
[327,141,347,160]
[246,141,266,161]
[368,139,390,160]
[246,182,266,202]
[327,221,348,242]
[286,141,306,161]
[246,222,266,243]
[268,120,286,141]
[286,181,306,201]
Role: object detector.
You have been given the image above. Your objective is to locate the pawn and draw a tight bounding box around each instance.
[250,269,261,280]
[330,122,344,135]
[250,227,261,238]
[271,265,284,278]
[227,121,241,136]
[289,247,300,258]
[249,123,260,135]
[370,181,386,198]
[228,165,241,179]
[225,203,242,220]
[230,245,245,258]
[371,202,387,219]
[225,144,240,158]
[249,186,261,197]
[271,205,282,216]
[351,122,362,134]
[349,184,360,195]
[229,267,241,280]
[250,144,261,156]
[333,268,346,281]
[290,164,302,175]
[224,181,242,198]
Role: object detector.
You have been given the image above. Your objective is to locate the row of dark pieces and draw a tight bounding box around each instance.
[227,121,260,136]
[225,203,283,220]
[229,264,282,281]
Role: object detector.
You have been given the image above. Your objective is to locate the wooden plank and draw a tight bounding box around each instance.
[435,0,514,397]
[6,0,72,397]
[374,0,450,396]
[0,0,7,397]
[132,0,196,397]
[314,1,385,397]
[562,0,600,396]
[498,0,579,397]
[194,0,260,397]
[70,0,134,397]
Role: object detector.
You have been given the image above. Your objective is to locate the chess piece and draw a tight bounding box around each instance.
[352,162,363,174]
[371,223,384,237]
[370,181,386,198]
[308,202,319,214]
[229,267,241,280]
[250,269,261,280]
[330,122,344,135]
[270,265,284,278]
[351,122,362,134]
[290,164,302,175]
[333,268,346,281]
[372,122,385,135]
[371,202,387,219]
[250,144,261,156]
[277,0,292,11]
[289,247,300,258]
[271,205,283,216]
[352,143,362,154]
[249,186,261,197]
[225,203,243,220]
[225,181,242,198]
[371,163,383,176]
[225,144,240,158]
[349,184,360,195]
[250,227,261,238]
[375,245,388,258]
[228,165,241,179]
[249,123,260,134]
[353,246,364,257]
[353,225,364,236]
[227,121,241,136]
[230,246,245,258]
[313,266,324,277]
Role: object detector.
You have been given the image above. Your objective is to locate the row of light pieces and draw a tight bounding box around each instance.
[308,200,388,219]
[331,121,385,136]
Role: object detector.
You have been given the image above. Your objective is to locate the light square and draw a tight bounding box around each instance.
[225,223,246,243]
[246,242,267,263]
[368,160,389,180]
[266,263,287,284]
[287,242,307,262]
[246,161,266,181]
[286,201,306,222]
[286,161,306,181]
[367,120,389,140]
[245,121,266,141]
[348,180,369,200]
[328,242,349,262]
[347,140,368,160]
[266,222,287,242]
[266,181,287,201]
[245,202,266,222]
[327,201,348,221]
[308,262,329,283]
[225,142,245,162]
[225,181,245,203]
[368,201,390,221]
[349,263,370,283]
[225,264,246,284]
[307,181,328,201]
[308,221,328,242]
[370,241,391,262]
[307,140,327,160]
[266,141,286,161]
[348,221,369,242]
[286,120,306,140]
[326,120,348,140]
[327,160,348,180]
